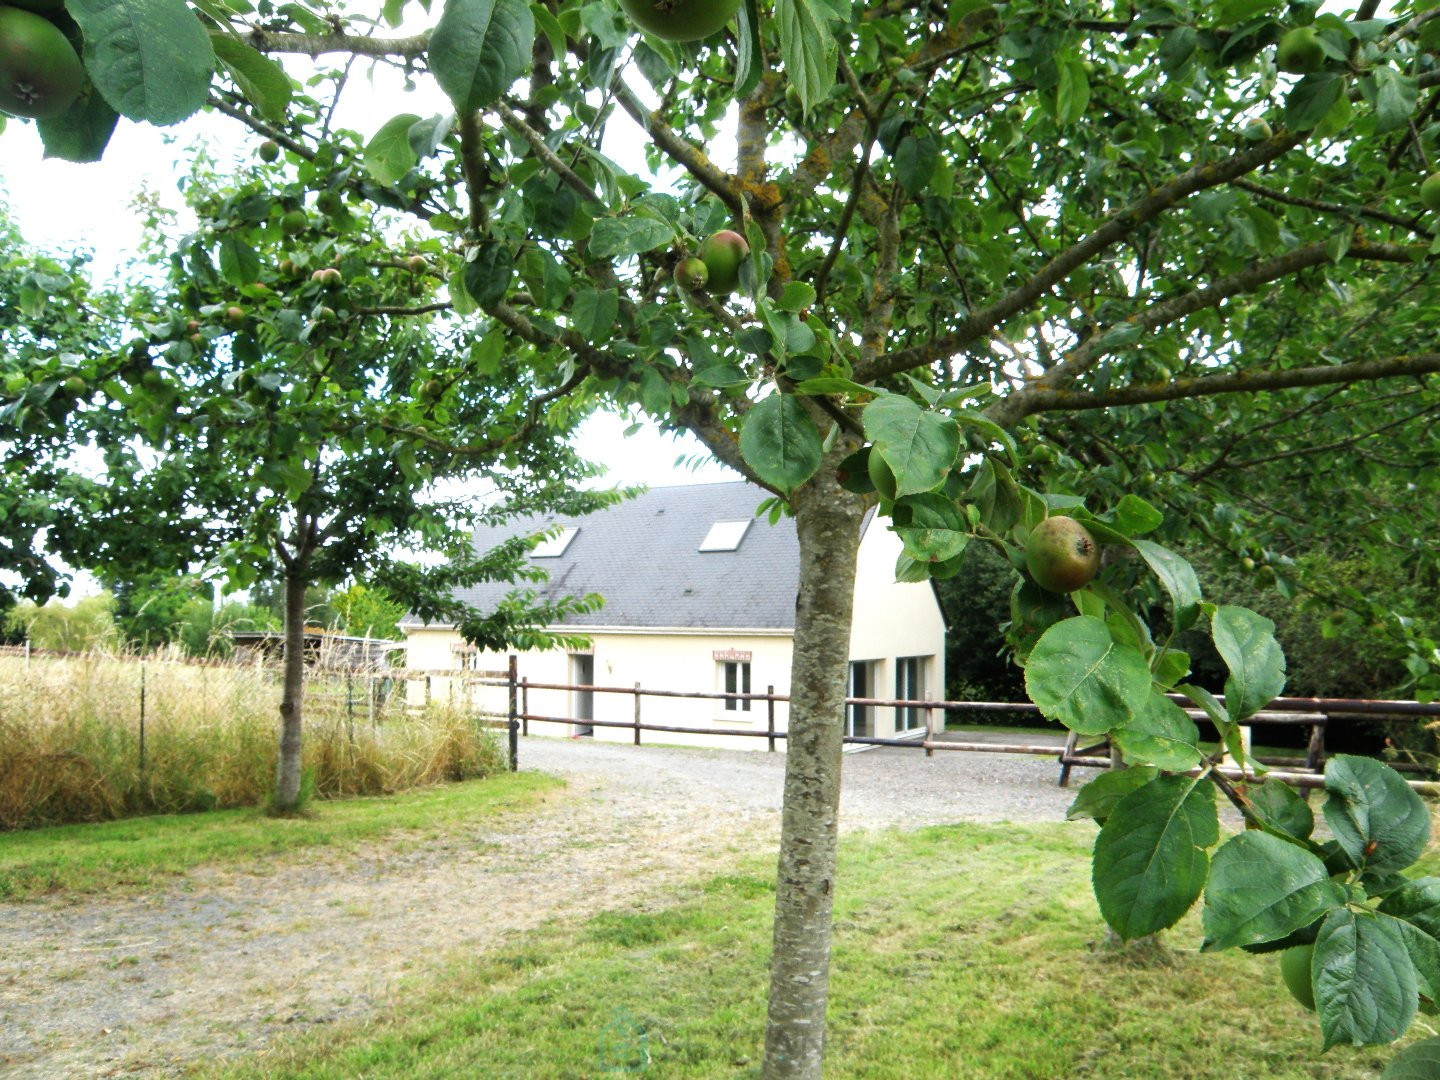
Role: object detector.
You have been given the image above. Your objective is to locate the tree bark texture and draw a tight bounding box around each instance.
[762,476,867,1080]
[274,570,308,811]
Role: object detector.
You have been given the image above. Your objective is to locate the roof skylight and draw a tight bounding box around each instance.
[531,526,578,558]
[699,520,749,552]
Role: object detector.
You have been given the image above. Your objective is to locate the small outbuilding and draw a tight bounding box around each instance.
[401,481,947,749]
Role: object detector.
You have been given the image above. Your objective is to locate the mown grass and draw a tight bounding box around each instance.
[204,822,1413,1079]
[0,771,561,899]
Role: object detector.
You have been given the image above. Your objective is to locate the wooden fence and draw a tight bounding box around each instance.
[452,657,1440,789]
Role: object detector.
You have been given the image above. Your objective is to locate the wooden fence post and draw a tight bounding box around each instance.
[521,678,530,736]
[138,662,147,776]
[767,685,776,752]
[634,682,642,745]
[507,654,519,772]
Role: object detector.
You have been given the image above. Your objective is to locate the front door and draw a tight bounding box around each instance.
[570,654,594,736]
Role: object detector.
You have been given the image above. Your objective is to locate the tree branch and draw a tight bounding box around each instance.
[859,132,1308,382]
[611,76,743,213]
[241,26,428,59]
[994,353,1440,422]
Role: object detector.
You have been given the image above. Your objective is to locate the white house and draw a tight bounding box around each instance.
[401,481,947,750]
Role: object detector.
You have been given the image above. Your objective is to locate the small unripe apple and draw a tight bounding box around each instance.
[673,256,709,292]
[316,190,344,216]
[1025,517,1101,593]
[406,255,428,273]
[280,210,308,236]
[185,320,200,334]
[699,230,751,294]
[1276,27,1325,74]
[1279,945,1316,1011]
[258,140,281,163]
[311,267,343,289]
[63,375,85,396]
[278,258,299,278]
[224,306,246,326]
[1241,118,1273,141]
[1421,172,1440,213]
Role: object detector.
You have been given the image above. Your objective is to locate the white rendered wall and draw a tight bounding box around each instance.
[848,517,948,740]
[401,625,794,749]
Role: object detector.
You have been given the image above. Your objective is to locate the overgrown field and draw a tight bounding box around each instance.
[0,652,504,829]
[204,823,1412,1080]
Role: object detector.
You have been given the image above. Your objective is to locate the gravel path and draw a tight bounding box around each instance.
[0,736,1081,1078]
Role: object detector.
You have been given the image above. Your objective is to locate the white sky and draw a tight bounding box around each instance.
[0,49,740,494]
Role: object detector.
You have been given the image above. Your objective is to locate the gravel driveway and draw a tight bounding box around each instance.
[0,735,1082,1078]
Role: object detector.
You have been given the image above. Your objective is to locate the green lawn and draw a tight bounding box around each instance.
[202,822,1405,1080]
[0,771,561,899]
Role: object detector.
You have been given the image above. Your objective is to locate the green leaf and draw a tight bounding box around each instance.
[1314,908,1417,1050]
[571,287,618,340]
[863,395,959,497]
[463,241,513,307]
[1212,605,1286,723]
[774,0,837,116]
[429,0,535,112]
[1247,779,1314,841]
[952,411,1019,465]
[531,2,566,59]
[1285,73,1345,133]
[35,93,119,163]
[1201,831,1346,952]
[738,394,823,495]
[1368,66,1418,134]
[1133,539,1202,631]
[1111,691,1202,771]
[209,34,292,121]
[1380,878,1440,939]
[588,216,676,260]
[1055,54,1090,126]
[894,130,939,196]
[67,0,215,125]
[219,237,260,288]
[734,0,762,101]
[691,364,752,389]
[1025,616,1152,736]
[1066,765,1160,823]
[1093,775,1218,940]
[364,114,423,185]
[776,281,817,312]
[1323,755,1431,873]
[1380,914,1440,1004]
[1383,1036,1440,1079]
[1112,494,1163,536]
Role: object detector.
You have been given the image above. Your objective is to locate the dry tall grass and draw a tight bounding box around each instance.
[0,651,505,830]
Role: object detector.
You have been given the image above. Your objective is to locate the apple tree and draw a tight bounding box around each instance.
[8,0,1440,1072]
[1,158,612,811]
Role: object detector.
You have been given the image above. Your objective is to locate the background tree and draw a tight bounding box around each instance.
[7,0,1440,1072]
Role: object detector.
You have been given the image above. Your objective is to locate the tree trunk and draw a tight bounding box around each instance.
[762,476,866,1079]
[273,569,308,812]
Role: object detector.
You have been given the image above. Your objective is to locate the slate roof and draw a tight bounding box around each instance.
[401,481,802,632]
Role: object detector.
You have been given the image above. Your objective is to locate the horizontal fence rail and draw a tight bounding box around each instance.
[412,659,1440,790]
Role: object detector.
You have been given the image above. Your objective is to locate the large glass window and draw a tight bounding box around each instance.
[895,657,926,732]
[848,661,874,738]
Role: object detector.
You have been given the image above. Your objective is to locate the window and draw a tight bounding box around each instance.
[699,520,750,551]
[531,526,578,558]
[721,660,751,711]
[847,661,874,738]
[895,657,926,732]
